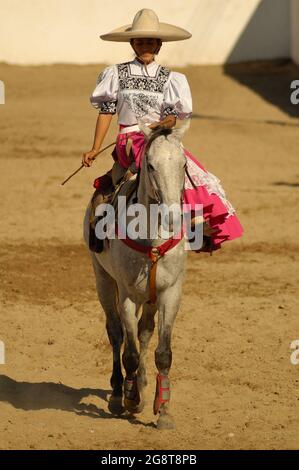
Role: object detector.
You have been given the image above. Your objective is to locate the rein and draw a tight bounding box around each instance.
[185,164,197,189]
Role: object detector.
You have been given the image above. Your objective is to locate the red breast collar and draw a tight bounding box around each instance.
[114,222,185,259]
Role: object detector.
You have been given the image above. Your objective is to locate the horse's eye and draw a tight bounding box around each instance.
[148,163,155,171]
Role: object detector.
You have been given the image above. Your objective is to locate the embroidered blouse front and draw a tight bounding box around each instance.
[90,58,192,125]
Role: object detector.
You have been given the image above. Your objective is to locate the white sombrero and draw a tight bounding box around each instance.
[100,8,192,42]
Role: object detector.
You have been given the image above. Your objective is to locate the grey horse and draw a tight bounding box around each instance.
[83,120,191,429]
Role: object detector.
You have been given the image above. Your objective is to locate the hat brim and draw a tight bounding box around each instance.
[100,22,192,42]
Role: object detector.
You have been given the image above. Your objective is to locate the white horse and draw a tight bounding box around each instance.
[83,120,191,429]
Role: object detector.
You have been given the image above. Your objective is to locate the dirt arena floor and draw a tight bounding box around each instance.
[0,60,299,450]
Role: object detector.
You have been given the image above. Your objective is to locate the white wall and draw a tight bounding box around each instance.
[291,0,299,64]
[0,0,293,66]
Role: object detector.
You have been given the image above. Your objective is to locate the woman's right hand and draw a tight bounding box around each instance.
[82,149,99,167]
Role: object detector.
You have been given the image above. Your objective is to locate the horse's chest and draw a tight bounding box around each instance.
[120,257,150,292]
[113,250,183,295]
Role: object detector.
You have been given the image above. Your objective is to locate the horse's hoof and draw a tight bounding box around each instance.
[108,395,125,415]
[124,397,143,414]
[129,399,145,414]
[157,414,176,430]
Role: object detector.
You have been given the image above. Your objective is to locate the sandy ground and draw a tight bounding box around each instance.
[0,60,299,450]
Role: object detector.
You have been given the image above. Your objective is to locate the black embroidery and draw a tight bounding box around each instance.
[99,101,117,114]
[123,92,159,118]
[162,106,179,118]
[117,62,170,93]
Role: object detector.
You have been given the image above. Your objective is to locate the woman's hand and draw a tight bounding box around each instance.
[82,149,99,167]
[149,115,177,130]
[148,121,161,130]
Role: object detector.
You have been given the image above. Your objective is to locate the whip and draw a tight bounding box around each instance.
[61,141,116,186]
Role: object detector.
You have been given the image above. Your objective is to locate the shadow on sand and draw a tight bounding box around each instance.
[0,375,155,428]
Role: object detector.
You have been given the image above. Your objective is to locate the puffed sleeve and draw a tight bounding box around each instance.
[90,65,118,114]
[162,71,192,120]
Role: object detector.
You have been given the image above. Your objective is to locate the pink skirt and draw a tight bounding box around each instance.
[94,125,244,252]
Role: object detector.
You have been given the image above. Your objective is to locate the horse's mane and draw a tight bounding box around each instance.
[150,127,173,141]
[145,127,173,152]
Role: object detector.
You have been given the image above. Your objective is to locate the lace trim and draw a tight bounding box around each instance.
[97,100,117,114]
[184,157,236,216]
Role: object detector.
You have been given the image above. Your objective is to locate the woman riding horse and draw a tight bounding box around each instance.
[82,8,243,253]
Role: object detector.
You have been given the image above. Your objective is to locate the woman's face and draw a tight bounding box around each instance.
[131,38,161,63]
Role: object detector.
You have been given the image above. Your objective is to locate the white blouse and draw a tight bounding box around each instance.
[90,58,192,126]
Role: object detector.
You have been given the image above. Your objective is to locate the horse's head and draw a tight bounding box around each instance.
[136,119,190,234]
[138,119,190,206]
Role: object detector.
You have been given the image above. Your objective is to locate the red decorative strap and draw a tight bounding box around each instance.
[114,224,184,304]
[153,373,170,415]
[114,223,184,259]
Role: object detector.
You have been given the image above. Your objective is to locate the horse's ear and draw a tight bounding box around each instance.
[137,119,152,139]
[172,119,191,141]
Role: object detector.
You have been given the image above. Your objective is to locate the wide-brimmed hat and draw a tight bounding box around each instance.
[100,9,192,42]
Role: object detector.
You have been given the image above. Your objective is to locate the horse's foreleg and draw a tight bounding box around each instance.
[137,301,157,411]
[118,294,140,413]
[91,254,124,414]
[154,280,183,430]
